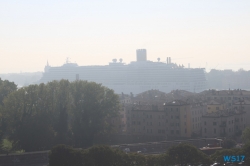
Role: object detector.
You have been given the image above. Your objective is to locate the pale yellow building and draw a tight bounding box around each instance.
[207,100,225,113]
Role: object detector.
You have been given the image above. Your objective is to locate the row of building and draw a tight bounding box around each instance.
[113,89,250,141]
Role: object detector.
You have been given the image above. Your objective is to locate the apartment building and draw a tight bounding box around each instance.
[127,104,167,138]
[207,100,225,113]
[164,100,192,138]
[201,110,246,138]
[190,102,206,136]
[124,99,206,139]
[202,89,250,109]
[233,99,250,128]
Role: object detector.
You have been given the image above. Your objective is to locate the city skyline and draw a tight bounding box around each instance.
[1,0,250,73]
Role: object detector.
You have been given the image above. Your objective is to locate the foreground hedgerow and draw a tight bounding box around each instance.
[49,143,212,166]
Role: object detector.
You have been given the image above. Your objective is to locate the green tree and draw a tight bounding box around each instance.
[2,84,55,151]
[83,145,128,166]
[1,80,120,151]
[0,78,17,143]
[242,127,250,143]
[168,143,211,166]
[49,144,83,166]
[146,154,171,166]
[48,80,73,145]
[70,81,120,147]
[0,139,13,154]
[210,148,242,163]
[0,78,17,105]
[241,142,250,165]
[222,139,236,149]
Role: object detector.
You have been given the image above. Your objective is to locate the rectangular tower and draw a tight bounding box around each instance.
[136,49,147,61]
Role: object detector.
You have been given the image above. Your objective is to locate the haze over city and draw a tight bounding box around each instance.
[1,0,250,73]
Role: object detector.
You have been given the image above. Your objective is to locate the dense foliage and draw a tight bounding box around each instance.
[0,79,120,152]
[222,139,237,149]
[49,143,212,166]
[242,127,250,143]
[168,143,212,165]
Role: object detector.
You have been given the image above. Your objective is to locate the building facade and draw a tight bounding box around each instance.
[201,110,246,138]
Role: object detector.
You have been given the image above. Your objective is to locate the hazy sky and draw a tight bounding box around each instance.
[1,0,250,73]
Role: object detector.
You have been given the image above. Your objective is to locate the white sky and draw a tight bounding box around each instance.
[1,0,250,73]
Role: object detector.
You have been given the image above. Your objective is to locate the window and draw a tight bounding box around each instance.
[213,122,217,126]
[204,121,206,125]
[171,130,174,134]
[214,128,216,133]
[204,128,207,133]
[185,128,187,133]
[176,130,179,134]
